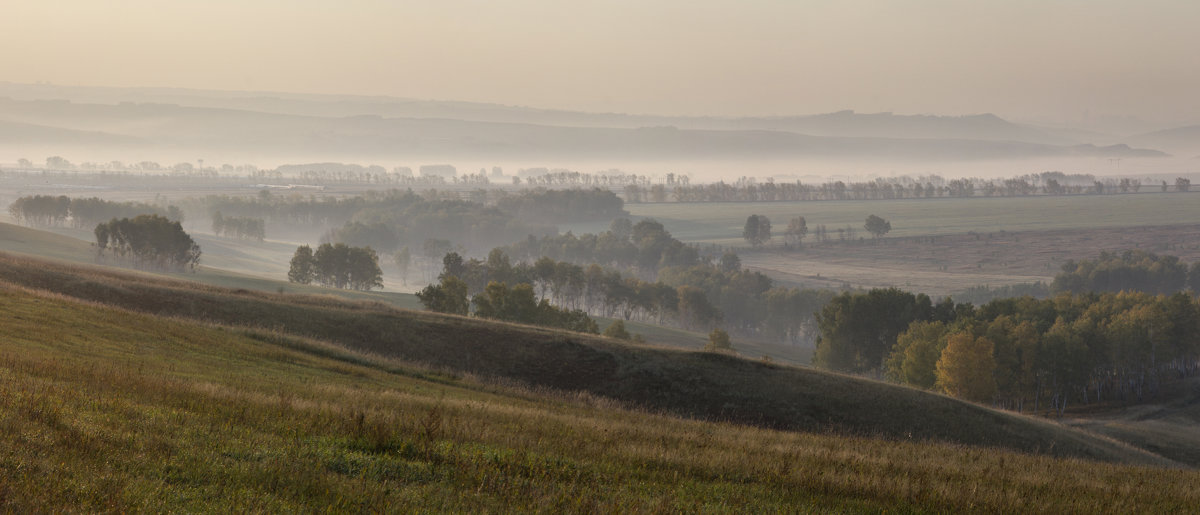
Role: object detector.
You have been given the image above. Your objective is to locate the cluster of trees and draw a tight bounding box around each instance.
[741,214,890,248]
[500,218,701,276]
[490,218,833,343]
[193,189,555,253]
[1051,251,1200,295]
[814,288,1200,414]
[494,188,627,223]
[415,259,598,334]
[211,212,265,241]
[8,195,70,226]
[94,215,201,271]
[9,195,180,228]
[470,281,598,333]
[620,172,1162,204]
[328,196,552,254]
[416,244,830,344]
[194,191,372,231]
[288,243,383,291]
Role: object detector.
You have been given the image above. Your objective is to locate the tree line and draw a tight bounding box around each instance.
[494,188,627,223]
[740,213,891,248]
[9,195,181,229]
[814,287,1200,415]
[619,172,1174,204]
[415,241,830,345]
[499,218,702,278]
[94,215,201,272]
[416,254,599,335]
[1051,250,1200,296]
[211,211,266,241]
[499,218,832,342]
[190,188,624,254]
[287,243,383,291]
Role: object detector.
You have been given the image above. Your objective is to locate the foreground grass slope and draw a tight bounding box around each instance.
[2,281,1199,511]
[0,251,1167,467]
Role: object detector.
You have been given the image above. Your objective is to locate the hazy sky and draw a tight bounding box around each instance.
[4,1,1200,125]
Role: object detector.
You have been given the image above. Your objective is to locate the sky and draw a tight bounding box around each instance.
[4,1,1200,126]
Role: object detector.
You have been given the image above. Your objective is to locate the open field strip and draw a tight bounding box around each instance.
[624,192,1200,245]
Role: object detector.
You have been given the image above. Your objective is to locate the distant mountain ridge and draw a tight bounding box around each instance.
[0,82,1079,144]
[0,83,1172,163]
[1127,125,1200,156]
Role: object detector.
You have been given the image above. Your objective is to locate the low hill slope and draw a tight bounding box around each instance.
[1068,377,1200,467]
[5,280,1200,511]
[0,222,421,309]
[0,251,1170,467]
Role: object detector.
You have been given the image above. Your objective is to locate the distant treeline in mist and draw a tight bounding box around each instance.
[188,188,624,252]
[621,172,1188,203]
[8,195,182,228]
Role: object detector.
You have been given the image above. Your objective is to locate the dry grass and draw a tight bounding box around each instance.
[0,251,1172,466]
[2,281,1199,511]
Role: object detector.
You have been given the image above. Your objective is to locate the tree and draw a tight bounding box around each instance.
[705,328,732,352]
[45,156,72,169]
[1176,177,1191,192]
[864,214,892,238]
[417,276,469,315]
[440,252,466,281]
[346,246,384,291]
[310,243,383,291]
[885,320,950,388]
[813,288,932,373]
[94,215,201,271]
[609,217,633,241]
[742,215,772,248]
[393,247,411,285]
[718,250,741,273]
[288,245,315,284]
[784,216,808,247]
[603,320,632,340]
[677,285,720,330]
[935,332,997,402]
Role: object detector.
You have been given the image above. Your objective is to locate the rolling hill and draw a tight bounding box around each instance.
[0,250,1171,465]
[3,250,1200,510]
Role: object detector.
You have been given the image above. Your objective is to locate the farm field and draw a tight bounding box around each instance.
[620,193,1200,297]
[623,192,1200,245]
[741,223,1200,297]
[2,255,1198,511]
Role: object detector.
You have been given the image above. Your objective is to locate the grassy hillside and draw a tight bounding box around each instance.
[0,251,1170,467]
[0,221,421,310]
[593,316,814,365]
[2,271,1199,511]
[1068,377,1200,468]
